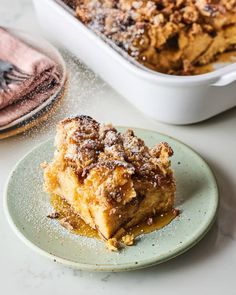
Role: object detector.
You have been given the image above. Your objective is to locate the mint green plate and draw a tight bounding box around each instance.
[4,127,218,272]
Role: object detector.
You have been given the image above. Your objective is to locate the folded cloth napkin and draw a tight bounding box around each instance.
[0,27,62,127]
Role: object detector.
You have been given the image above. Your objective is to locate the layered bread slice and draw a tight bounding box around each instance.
[42,115,176,241]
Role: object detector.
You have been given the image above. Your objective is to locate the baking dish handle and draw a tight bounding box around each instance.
[212,71,236,86]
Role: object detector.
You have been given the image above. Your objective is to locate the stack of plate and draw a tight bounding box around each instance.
[0,28,67,139]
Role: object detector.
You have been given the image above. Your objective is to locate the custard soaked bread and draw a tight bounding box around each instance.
[72,0,236,74]
[42,116,176,241]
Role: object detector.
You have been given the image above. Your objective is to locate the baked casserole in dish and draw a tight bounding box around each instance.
[34,0,236,124]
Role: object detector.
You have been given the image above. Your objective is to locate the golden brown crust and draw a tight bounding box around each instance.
[55,115,174,197]
[70,0,236,74]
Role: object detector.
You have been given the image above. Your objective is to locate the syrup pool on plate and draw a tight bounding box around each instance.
[50,194,178,240]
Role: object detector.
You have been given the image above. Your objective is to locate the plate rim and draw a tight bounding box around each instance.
[3,127,219,272]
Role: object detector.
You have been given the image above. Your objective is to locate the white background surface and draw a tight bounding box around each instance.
[0,0,236,294]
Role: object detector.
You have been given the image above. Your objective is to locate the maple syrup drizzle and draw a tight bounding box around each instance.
[50,194,99,238]
[50,194,178,240]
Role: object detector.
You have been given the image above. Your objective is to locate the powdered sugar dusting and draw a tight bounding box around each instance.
[20,50,106,143]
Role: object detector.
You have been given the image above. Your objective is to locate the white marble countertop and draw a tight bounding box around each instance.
[0,0,236,294]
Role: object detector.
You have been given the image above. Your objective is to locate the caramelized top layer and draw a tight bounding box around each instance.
[55,115,174,188]
[76,0,236,29]
[73,0,236,74]
[75,1,236,44]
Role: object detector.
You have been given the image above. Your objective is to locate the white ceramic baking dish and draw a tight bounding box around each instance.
[33,0,236,124]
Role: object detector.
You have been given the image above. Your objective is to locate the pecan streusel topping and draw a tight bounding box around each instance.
[56,115,174,190]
